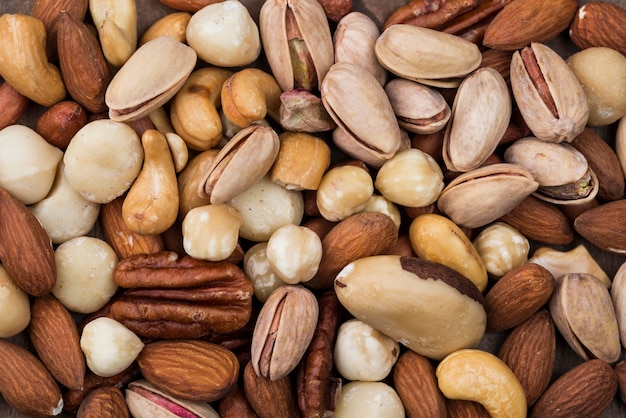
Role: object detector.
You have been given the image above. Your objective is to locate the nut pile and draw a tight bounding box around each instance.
[1,0,626,416]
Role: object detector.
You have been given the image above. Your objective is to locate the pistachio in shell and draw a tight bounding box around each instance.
[126,380,219,418]
[105,36,197,122]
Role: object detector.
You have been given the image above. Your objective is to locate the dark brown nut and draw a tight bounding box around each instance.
[445,398,490,418]
[110,251,253,339]
[35,100,88,149]
[159,0,222,13]
[243,361,301,418]
[569,1,626,57]
[393,350,447,418]
[384,0,481,30]
[574,199,626,254]
[297,291,343,418]
[616,361,626,405]
[57,10,112,113]
[63,366,139,413]
[219,386,259,418]
[317,0,352,21]
[30,0,89,59]
[498,310,556,406]
[77,386,130,418]
[0,81,29,130]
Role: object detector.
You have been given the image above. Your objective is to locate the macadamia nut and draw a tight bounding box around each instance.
[80,317,145,377]
[52,236,119,313]
[0,124,63,205]
[186,0,261,67]
[316,165,374,222]
[182,204,242,261]
[334,381,405,418]
[266,224,322,284]
[334,319,400,381]
[0,265,30,338]
[243,242,287,303]
[63,119,144,204]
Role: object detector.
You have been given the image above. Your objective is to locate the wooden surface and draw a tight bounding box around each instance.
[2,0,626,416]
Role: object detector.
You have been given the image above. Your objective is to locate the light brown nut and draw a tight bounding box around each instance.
[528,245,610,287]
[159,0,223,13]
[0,187,56,297]
[316,164,374,222]
[530,359,617,418]
[335,255,486,360]
[243,361,300,418]
[0,339,63,417]
[78,386,130,418]
[243,242,287,303]
[409,213,487,292]
[251,285,319,381]
[140,12,191,45]
[125,380,218,418]
[509,43,589,143]
[105,36,196,122]
[89,0,137,67]
[278,89,337,132]
[260,0,334,91]
[484,263,554,332]
[472,222,530,278]
[137,339,239,402]
[549,273,621,363]
[483,0,577,50]
[610,261,626,349]
[177,149,219,220]
[0,265,30,338]
[393,350,447,418]
[221,68,281,128]
[569,1,626,57]
[29,295,86,391]
[436,349,527,418]
[0,14,66,107]
[498,310,556,406]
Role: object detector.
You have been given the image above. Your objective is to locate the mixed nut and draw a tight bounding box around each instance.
[2,0,626,417]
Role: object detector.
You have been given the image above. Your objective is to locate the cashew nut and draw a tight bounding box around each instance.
[221,68,282,128]
[122,129,179,235]
[170,67,233,151]
[140,12,191,45]
[436,348,527,418]
[529,245,610,287]
[89,0,137,67]
[0,14,66,107]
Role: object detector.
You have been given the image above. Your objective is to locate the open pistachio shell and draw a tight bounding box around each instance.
[443,67,511,172]
[374,24,481,88]
[105,36,197,122]
[321,62,403,167]
[437,163,539,228]
[199,124,280,205]
[126,380,219,418]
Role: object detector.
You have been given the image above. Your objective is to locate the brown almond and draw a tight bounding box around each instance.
[35,100,88,149]
[530,359,617,418]
[0,187,56,296]
[574,199,626,254]
[0,81,30,130]
[498,310,556,405]
[30,0,89,59]
[569,2,626,57]
[483,0,578,50]
[219,385,259,418]
[393,350,446,418]
[77,386,130,418]
[29,294,86,390]
[484,262,555,332]
[137,339,239,402]
[243,361,300,418]
[498,195,574,245]
[571,127,625,202]
[445,398,490,418]
[0,339,63,416]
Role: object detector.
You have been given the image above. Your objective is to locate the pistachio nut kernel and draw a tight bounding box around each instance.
[510,42,589,143]
[334,255,486,360]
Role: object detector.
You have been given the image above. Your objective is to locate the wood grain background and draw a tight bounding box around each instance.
[1,0,626,416]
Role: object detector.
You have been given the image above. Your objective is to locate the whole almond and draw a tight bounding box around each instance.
[29,294,86,390]
[0,339,63,416]
[0,81,30,130]
[77,386,129,418]
[137,339,239,402]
[484,262,555,332]
[0,187,56,296]
[30,0,89,59]
[484,0,578,50]
[574,199,626,254]
[218,385,259,418]
[445,398,490,418]
[243,361,300,418]
[498,310,556,405]
[530,359,617,418]
[393,350,446,418]
[569,1,626,57]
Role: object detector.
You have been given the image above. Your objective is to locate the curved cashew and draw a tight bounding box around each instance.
[122,129,179,235]
[529,245,610,287]
[147,107,188,173]
[436,348,527,418]
[221,68,282,128]
[89,0,137,67]
[0,14,66,107]
[170,67,233,151]
[140,12,191,45]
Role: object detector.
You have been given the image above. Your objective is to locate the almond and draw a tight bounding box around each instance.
[569,2,626,57]
[0,187,56,296]
[574,199,626,254]
[393,350,446,418]
[498,195,574,245]
[484,262,555,332]
[77,386,130,418]
[137,339,239,402]
[484,0,578,50]
[498,310,556,405]
[29,294,86,390]
[530,359,617,418]
[445,398,490,418]
[0,339,63,416]
[243,361,300,418]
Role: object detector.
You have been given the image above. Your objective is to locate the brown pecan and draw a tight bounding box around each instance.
[439,0,512,36]
[384,0,478,30]
[297,291,343,418]
[110,252,254,339]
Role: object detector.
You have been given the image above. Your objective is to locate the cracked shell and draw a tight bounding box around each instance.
[105,36,196,122]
